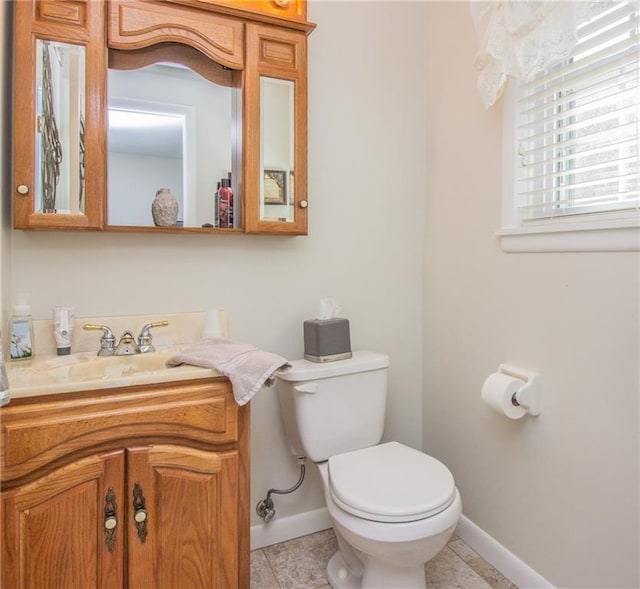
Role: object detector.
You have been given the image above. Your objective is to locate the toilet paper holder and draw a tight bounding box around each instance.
[496,364,541,416]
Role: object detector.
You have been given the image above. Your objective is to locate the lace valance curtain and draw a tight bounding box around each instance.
[470,1,610,108]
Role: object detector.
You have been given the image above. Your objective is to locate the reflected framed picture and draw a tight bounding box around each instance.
[263,170,287,204]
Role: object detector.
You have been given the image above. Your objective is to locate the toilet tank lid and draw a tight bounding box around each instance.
[276,350,389,382]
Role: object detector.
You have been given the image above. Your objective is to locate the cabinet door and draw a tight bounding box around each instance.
[13,0,106,229]
[244,23,309,234]
[127,445,240,589]
[1,450,125,589]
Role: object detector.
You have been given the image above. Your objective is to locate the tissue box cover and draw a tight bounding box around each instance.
[304,319,352,363]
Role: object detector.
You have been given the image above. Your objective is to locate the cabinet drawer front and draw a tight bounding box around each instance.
[1,381,237,482]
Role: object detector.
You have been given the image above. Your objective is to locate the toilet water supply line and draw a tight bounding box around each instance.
[256,456,307,522]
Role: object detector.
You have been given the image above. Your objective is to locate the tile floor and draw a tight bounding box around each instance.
[251,528,518,589]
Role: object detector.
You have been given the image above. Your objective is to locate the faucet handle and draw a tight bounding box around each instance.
[83,324,116,356]
[138,321,169,353]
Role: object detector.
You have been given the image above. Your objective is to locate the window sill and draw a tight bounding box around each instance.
[498,216,640,253]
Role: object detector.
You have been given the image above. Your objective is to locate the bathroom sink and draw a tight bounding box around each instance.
[6,350,218,399]
[38,351,173,379]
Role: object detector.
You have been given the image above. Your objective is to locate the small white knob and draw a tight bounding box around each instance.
[104,516,117,530]
[134,509,147,523]
[16,184,29,195]
[299,200,308,209]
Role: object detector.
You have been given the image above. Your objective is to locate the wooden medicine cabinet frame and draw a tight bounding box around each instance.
[12,0,315,235]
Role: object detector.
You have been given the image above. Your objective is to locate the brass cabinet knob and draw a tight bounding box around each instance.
[16,184,29,195]
[271,0,290,8]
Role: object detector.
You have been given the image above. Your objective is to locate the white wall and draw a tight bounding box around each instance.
[423,3,639,588]
[2,0,426,528]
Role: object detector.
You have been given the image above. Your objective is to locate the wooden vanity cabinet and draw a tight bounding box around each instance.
[12,0,314,235]
[0,379,250,589]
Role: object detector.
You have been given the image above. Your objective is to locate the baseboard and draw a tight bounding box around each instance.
[251,507,332,550]
[455,515,555,589]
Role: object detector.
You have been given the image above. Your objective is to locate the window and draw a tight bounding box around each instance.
[501,1,639,252]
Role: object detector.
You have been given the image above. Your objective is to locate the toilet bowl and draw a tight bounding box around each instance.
[317,442,462,589]
[275,352,462,589]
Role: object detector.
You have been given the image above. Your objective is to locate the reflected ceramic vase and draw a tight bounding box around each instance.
[151,188,179,227]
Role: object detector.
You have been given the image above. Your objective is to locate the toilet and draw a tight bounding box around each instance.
[275,351,462,589]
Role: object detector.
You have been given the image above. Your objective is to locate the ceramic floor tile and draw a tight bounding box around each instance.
[262,529,338,589]
[425,546,494,589]
[251,549,280,589]
[448,539,518,589]
[253,529,515,589]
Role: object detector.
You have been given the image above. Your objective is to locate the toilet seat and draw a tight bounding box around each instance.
[328,441,456,523]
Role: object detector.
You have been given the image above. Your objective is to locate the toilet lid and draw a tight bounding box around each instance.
[328,442,456,523]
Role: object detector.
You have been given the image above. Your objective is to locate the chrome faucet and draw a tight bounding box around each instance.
[82,324,116,356]
[114,330,139,356]
[137,321,168,353]
[83,321,168,356]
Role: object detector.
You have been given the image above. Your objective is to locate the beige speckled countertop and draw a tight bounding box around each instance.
[6,349,220,399]
[5,311,227,400]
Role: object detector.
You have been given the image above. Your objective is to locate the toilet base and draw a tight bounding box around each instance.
[327,551,427,589]
[327,552,360,589]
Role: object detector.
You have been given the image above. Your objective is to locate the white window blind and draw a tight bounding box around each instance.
[516,1,639,222]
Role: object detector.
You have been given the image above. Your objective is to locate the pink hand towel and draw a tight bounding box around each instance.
[166,338,289,406]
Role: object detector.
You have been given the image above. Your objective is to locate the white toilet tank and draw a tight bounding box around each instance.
[275,351,390,462]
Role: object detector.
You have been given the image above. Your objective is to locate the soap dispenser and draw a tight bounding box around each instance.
[9,294,34,360]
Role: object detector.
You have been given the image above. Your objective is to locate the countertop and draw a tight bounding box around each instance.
[6,348,221,399]
[4,310,227,400]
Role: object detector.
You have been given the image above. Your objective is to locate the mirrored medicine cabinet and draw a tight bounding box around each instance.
[12,0,314,235]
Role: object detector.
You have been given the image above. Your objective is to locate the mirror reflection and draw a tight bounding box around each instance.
[260,77,295,222]
[107,63,237,228]
[35,40,86,214]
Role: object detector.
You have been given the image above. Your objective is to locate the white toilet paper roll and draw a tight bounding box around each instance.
[481,372,527,419]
